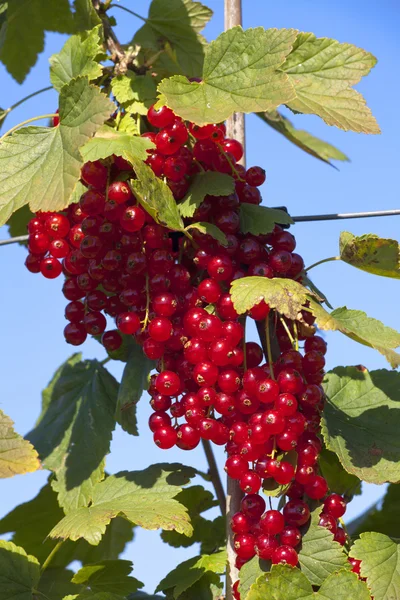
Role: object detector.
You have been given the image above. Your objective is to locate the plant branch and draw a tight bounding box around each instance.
[0,235,29,246]
[201,439,226,516]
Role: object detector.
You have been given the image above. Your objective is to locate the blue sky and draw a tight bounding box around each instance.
[0,0,399,593]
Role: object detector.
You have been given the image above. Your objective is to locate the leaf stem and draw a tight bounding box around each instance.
[40,541,64,574]
[0,114,58,142]
[100,357,111,366]
[304,256,341,272]
[279,316,296,349]
[141,274,150,332]
[0,86,53,124]
[265,317,275,380]
[109,4,146,21]
[0,235,29,246]
[293,321,299,352]
[201,439,226,516]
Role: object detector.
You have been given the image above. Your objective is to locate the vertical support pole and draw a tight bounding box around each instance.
[225,2,245,598]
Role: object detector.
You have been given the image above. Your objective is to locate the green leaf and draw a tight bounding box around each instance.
[116,344,155,436]
[298,505,349,586]
[308,302,400,368]
[160,485,219,549]
[49,463,195,545]
[238,556,270,599]
[230,276,310,320]
[0,481,134,567]
[318,448,362,498]
[27,354,119,513]
[6,205,33,243]
[339,232,400,279]
[72,560,143,595]
[134,0,212,78]
[350,532,400,600]
[158,26,297,125]
[0,540,40,600]
[301,275,333,310]
[257,110,349,165]
[347,484,400,538]
[80,125,154,164]
[0,409,40,478]
[64,594,123,600]
[282,33,380,134]
[155,550,226,597]
[322,367,400,484]
[187,222,228,246]
[0,0,74,83]
[73,0,102,30]
[37,568,81,600]
[179,172,234,218]
[239,204,294,236]
[50,25,104,92]
[246,565,371,600]
[0,77,114,226]
[176,572,223,599]
[111,73,157,115]
[129,157,184,231]
[117,114,140,136]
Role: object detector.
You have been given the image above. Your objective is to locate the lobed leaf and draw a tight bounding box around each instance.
[178,171,234,218]
[80,125,154,163]
[27,354,119,513]
[72,560,143,595]
[50,25,104,91]
[257,110,349,165]
[49,463,195,545]
[73,0,102,30]
[0,540,40,600]
[116,344,155,436]
[246,565,371,600]
[350,532,400,600]
[339,232,400,279]
[37,567,81,600]
[111,72,157,115]
[322,367,400,484]
[158,26,297,125]
[238,556,270,599]
[282,32,380,134]
[134,0,212,78]
[239,204,293,236]
[0,77,114,226]
[128,157,184,231]
[318,448,362,498]
[5,205,33,243]
[0,410,40,478]
[187,222,228,246]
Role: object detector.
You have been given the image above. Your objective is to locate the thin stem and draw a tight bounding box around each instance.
[0,235,29,246]
[100,357,111,366]
[293,321,299,352]
[305,256,340,273]
[0,114,58,142]
[143,49,165,68]
[40,541,64,574]
[279,316,296,349]
[265,317,275,380]
[109,4,146,21]
[0,86,53,124]
[201,439,226,516]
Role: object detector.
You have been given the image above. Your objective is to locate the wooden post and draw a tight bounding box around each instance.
[225,2,245,598]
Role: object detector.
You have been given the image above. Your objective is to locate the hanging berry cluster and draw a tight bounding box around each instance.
[24,104,355,596]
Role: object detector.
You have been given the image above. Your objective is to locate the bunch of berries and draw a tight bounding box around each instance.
[24,104,350,597]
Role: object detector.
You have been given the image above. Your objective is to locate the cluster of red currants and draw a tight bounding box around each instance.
[24,103,351,597]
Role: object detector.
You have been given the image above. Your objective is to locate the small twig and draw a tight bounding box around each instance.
[100,357,111,366]
[279,316,296,349]
[201,439,226,516]
[109,4,146,21]
[304,256,340,272]
[0,235,29,246]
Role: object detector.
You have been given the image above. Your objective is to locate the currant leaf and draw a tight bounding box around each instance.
[37,567,81,600]
[239,204,294,236]
[0,540,40,600]
[111,73,157,115]
[350,533,400,600]
[134,0,213,78]
[179,172,234,218]
[339,232,400,279]
[158,26,298,125]
[282,32,380,134]
[116,344,155,436]
[72,560,143,595]
[347,484,400,538]
[27,354,119,513]
[6,205,33,243]
[155,550,226,597]
[73,0,102,30]
[322,367,400,484]
[238,556,270,599]
[246,565,370,600]
[0,409,40,478]
[187,222,228,246]
[49,464,196,545]
[257,110,349,165]
[50,25,104,92]
[0,77,114,226]
[318,448,362,498]
[128,157,185,231]
[80,125,154,164]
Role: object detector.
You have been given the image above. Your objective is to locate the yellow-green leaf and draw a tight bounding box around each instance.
[0,410,40,478]
[339,232,400,279]
[111,72,157,115]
